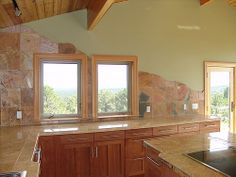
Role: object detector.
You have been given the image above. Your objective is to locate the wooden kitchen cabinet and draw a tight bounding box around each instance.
[38,136,56,177]
[145,146,180,177]
[55,133,94,177]
[125,128,153,177]
[93,131,125,177]
[92,140,125,177]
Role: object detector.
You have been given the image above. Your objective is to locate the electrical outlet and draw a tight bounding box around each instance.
[192,103,199,110]
[184,104,187,110]
[146,105,151,112]
[16,111,22,120]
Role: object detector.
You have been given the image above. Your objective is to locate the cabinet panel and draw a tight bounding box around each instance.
[153,125,178,137]
[93,140,124,177]
[95,130,125,141]
[145,157,163,177]
[126,139,146,158]
[200,121,220,133]
[126,158,145,177]
[38,136,56,177]
[178,123,199,133]
[126,128,152,139]
[55,135,93,177]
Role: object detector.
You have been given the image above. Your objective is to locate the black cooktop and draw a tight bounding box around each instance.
[186,147,236,177]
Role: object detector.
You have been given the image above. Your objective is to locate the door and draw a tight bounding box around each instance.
[92,140,124,177]
[205,62,235,133]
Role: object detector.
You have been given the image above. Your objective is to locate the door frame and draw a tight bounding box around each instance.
[204,61,236,132]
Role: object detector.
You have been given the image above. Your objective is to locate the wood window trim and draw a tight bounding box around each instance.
[92,55,139,119]
[33,53,88,123]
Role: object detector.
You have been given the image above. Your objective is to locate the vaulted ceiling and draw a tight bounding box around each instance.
[0,0,235,30]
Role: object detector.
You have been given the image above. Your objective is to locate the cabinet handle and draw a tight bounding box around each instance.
[204,124,216,127]
[147,156,162,167]
[183,126,195,130]
[91,147,94,158]
[95,147,98,158]
[33,148,41,163]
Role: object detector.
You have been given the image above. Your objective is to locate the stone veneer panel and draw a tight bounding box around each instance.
[139,71,204,117]
[0,25,204,126]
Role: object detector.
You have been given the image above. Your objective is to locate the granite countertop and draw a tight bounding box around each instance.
[0,115,219,177]
[144,132,236,177]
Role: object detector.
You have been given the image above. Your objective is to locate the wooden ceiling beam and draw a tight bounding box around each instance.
[200,0,211,6]
[87,0,127,30]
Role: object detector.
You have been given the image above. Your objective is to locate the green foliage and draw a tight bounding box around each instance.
[43,85,77,116]
[98,88,128,113]
[210,87,229,125]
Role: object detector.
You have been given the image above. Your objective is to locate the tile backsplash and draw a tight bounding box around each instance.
[0,25,204,126]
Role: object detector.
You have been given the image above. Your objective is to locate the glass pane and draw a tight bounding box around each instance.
[42,62,79,117]
[97,64,129,114]
[210,71,230,132]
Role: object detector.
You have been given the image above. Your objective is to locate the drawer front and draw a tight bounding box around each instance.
[95,130,125,141]
[126,158,145,177]
[126,128,153,139]
[153,125,178,136]
[126,139,146,158]
[178,123,199,133]
[200,121,220,132]
[58,133,94,144]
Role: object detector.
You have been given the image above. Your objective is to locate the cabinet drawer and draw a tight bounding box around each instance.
[95,130,125,141]
[126,128,153,139]
[126,139,146,158]
[153,125,178,136]
[57,133,94,144]
[126,158,145,177]
[200,121,220,132]
[178,123,199,133]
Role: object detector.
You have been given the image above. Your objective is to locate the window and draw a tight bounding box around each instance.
[92,55,138,118]
[34,54,87,121]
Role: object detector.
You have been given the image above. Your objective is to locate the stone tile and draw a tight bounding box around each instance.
[0,32,20,50]
[139,87,152,103]
[20,51,33,70]
[1,88,21,108]
[20,33,40,53]
[40,37,58,53]
[152,103,168,116]
[176,83,190,101]
[152,87,166,102]
[58,43,76,54]
[0,70,33,89]
[139,71,153,88]
[21,106,34,125]
[166,102,177,116]
[21,88,34,107]
[0,48,20,70]
[1,107,20,126]
[152,74,167,89]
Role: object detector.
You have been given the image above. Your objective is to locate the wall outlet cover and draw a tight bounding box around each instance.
[146,105,151,112]
[192,103,199,110]
[16,111,22,119]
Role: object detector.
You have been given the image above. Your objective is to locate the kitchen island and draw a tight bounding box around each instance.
[0,115,220,177]
[144,131,236,177]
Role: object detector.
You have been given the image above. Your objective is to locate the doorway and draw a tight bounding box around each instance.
[205,62,235,133]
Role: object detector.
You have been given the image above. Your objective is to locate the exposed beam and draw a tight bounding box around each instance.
[200,0,211,6]
[87,0,127,30]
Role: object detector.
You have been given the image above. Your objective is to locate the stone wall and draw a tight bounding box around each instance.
[0,25,204,126]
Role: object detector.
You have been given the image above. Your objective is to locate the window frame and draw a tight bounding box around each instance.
[34,53,87,122]
[92,55,138,118]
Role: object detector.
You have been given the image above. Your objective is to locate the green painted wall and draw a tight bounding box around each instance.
[24,0,236,90]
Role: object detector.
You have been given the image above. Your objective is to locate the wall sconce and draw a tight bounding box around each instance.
[12,0,22,17]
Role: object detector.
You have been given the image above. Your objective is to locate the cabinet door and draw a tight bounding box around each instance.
[93,140,124,177]
[55,135,93,177]
[38,136,56,177]
[144,157,163,177]
[126,139,146,158]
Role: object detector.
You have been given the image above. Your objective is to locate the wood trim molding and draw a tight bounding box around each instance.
[87,0,127,30]
[91,55,139,118]
[200,0,211,6]
[33,53,88,122]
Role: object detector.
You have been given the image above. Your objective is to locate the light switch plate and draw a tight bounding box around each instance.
[192,103,199,110]
[146,105,151,112]
[184,104,187,110]
[16,111,22,120]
